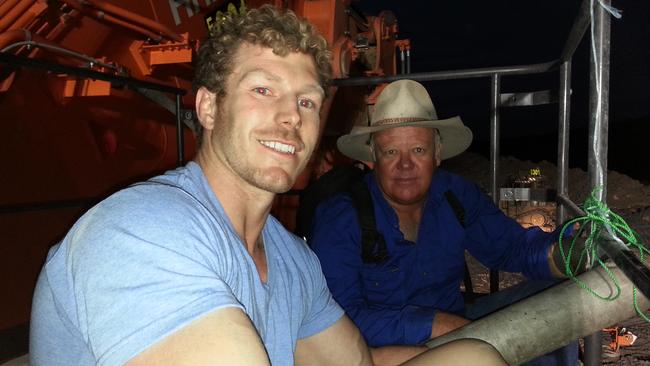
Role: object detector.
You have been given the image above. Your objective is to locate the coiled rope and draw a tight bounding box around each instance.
[557,188,650,322]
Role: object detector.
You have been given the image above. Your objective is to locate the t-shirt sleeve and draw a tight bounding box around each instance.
[295,242,345,339]
[67,190,244,366]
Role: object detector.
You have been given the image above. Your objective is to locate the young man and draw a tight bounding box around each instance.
[309,79,579,365]
[29,6,507,366]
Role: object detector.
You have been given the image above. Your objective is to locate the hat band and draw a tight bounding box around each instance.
[372,117,428,127]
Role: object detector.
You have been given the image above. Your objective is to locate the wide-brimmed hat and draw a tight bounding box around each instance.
[337,79,473,162]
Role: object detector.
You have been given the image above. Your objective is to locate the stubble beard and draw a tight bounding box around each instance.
[214,107,308,194]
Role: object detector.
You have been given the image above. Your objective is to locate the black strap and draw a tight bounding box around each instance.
[443,190,476,299]
[444,190,466,229]
[349,180,388,264]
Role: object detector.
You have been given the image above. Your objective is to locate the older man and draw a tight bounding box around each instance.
[309,79,578,365]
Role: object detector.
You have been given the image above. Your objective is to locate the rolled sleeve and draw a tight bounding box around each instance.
[402,306,435,344]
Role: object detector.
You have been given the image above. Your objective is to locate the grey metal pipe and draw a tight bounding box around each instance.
[331,61,558,87]
[426,260,650,365]
[584,1,612,362]
[489,74,501,205]
[489,74,501,293]
[556,194,584,218]
[561,0,591,62]
[556,61,572,223]
[588,0,611,201]
[556,195,650,299]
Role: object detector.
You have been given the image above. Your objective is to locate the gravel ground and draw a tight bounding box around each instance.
[445,152,650,365]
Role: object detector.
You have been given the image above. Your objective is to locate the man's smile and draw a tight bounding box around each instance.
[259,139,296,155]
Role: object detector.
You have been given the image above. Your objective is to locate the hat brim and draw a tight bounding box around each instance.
[337,116,473,162]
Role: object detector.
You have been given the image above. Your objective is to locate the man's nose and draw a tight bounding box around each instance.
[277,96,301,129]
[398,152,414,169]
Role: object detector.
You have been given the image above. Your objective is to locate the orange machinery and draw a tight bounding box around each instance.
[0,0,406,343]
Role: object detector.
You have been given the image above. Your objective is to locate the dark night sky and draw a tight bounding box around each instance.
[354,1,650,183]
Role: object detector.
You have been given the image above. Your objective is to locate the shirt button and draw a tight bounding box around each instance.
[374,282,379,286]
[422,272,428,276]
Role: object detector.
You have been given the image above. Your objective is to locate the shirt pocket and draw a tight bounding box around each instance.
[360,265,405,306]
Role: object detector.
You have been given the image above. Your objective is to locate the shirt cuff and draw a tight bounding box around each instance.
[401,305,435,344]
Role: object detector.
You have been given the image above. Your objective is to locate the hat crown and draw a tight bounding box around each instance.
[336,79,472,162]
[371,80,439,126]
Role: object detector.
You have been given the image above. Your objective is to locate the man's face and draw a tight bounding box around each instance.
[373,126,440,207]
[203,43,324,194]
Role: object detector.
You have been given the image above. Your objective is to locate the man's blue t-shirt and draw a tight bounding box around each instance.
[30,162,343,366]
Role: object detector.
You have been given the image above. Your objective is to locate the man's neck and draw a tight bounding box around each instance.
[195,151,274,255]
[389,201,425,243]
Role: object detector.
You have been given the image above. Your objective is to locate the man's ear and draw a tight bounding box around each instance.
[368,135,377,163]
[196,87,217,131]
[433,129,442,167]
[369,145,376,162]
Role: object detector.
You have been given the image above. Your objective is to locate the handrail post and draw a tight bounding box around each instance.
[561,0,591,62]
[489,73,501,293]
[584,1,612,364]
[556,61,572,223]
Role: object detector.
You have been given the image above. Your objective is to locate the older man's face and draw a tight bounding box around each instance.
[373,126,440,208]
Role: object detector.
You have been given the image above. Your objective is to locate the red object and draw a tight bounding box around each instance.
[603,327,639,351]
[0,0,403,333]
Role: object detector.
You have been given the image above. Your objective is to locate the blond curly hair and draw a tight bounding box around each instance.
[194,4,331,97]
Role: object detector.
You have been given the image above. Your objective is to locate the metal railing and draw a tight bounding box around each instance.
[0,52,188,167]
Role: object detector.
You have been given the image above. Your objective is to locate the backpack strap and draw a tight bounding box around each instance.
[444,190,466,228]
[443,190,475,299]
[349,179,388,264]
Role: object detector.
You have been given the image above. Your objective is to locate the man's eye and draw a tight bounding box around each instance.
[386,149,397,155]
[253,87,271,96]
[414,147,425,154]
[299,98,315,109]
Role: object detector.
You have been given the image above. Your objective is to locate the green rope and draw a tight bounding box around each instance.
[556,187,650,322]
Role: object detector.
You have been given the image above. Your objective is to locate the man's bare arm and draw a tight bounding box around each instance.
[294,315,372,366]
[431,310,470,338]
[367,311,471,365]
[369,345,428,366]
[295,316,434,366]
[403,339,507,366]
[126,307,270,366]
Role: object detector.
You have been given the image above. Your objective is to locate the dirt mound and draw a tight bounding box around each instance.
[443,151,650,210]
[444,152,650,242]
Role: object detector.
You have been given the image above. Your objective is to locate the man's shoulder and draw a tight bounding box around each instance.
[434,168,474,186]
[110,162,219,221]
[59,165,228,265]
[431,168,481,196]
[100,180,215,226]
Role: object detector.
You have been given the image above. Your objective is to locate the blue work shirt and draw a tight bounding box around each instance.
[310,168,559,347]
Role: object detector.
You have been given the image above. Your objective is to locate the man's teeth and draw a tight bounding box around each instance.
[259,140,295,154]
